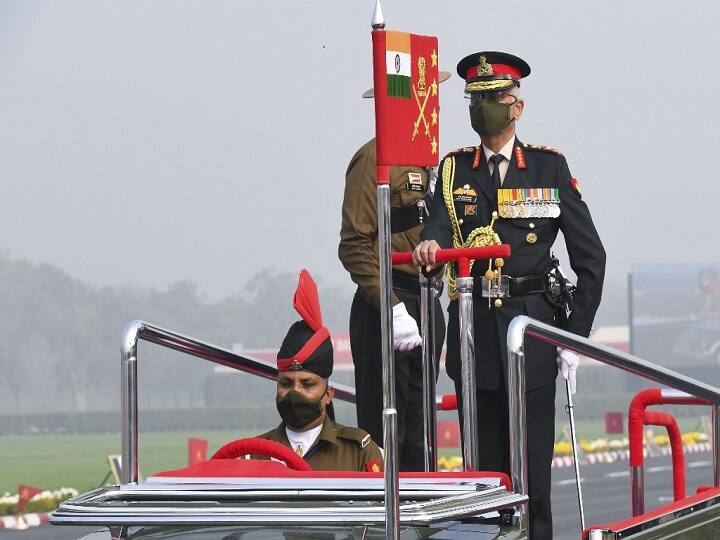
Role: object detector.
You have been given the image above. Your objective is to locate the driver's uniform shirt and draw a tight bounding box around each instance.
[257,416,384,472]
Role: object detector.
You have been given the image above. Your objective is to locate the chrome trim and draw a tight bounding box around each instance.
[420,274,438,472]
[457,276,479,471]
[377,184,399,539]
[631,466,644,516]
[587,492,720,538]
[507,316,720,529]
[51,486,528,527]
[120,320,356,485]
[139,475,504,490]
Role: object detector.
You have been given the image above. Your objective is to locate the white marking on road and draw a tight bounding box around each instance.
[688,460,711,468]
[657,496,673,503]
[605,470,630,478]
[556,478,584,486]
[647,465,673,473]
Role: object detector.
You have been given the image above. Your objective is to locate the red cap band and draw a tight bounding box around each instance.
[466,63,521,82]
[276,326,330,371]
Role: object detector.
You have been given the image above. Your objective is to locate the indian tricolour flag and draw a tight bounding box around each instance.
[385,30,411,98]
[372,27,439,171]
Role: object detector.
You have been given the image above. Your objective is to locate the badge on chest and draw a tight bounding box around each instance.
[497,187,560,218]
[405,172,424,192]
[453,184,478,203]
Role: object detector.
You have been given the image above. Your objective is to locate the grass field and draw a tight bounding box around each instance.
[0,416,707,496]
[0,430,251,495]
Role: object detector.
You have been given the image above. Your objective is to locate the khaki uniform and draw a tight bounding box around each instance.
[257,416,384,472]
[338,138,445,471]
[339,138,427,308]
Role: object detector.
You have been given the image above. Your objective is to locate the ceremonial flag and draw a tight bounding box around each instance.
[188,438,208,466]
[605,412,624,435]
[16,485,41,514]
[437,421,460,448]
[372,28,440,182]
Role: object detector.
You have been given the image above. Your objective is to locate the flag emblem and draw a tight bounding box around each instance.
[386,31,411,98]
[372,28,440,169]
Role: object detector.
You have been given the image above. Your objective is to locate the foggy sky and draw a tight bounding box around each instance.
[1,0,719,300]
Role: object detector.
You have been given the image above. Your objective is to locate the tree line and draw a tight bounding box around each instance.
[0,252,352,415]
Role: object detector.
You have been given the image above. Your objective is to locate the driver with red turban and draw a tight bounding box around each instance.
[257,269,384,472]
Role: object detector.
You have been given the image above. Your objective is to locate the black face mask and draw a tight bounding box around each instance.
[469,99,514,137]
[276,389,327,430]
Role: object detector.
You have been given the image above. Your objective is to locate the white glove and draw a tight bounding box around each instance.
[557,348,580,395]
[392,303,422,351]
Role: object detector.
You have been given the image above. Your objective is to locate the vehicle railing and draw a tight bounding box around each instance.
[628,388,712,515]
[507,316,720,531]
[392,244,512,473]
[120,320,357,485]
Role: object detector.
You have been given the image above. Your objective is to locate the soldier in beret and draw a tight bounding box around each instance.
[338,74,450,471]
[413,51,605,538]
[257,270,384,472]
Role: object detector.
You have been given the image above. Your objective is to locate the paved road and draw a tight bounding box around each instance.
[552,450,713,539]
[2,450,713,539]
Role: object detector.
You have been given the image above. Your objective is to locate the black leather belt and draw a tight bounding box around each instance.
[392,270,421,295]
[474,274,547,297]
[390,200,427,234]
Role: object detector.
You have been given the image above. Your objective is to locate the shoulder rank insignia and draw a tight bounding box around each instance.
[365,459,382,472]
[570,178,582,198]
[361,434,371,448]
[524,143,563,156]
[444,146,478,159]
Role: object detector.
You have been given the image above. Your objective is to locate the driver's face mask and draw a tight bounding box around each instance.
[276,388,328,430]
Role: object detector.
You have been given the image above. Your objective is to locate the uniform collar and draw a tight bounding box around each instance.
[482,135,516,164]
[271,415,338,447]
[316,415,339,446]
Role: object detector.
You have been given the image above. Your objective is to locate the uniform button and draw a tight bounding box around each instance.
[459,219,464,225]
[529,222,535,229]
[526,232,538,244]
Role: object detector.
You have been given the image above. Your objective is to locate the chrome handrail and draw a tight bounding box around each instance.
[120,320,356,485]
[507,315,720,530]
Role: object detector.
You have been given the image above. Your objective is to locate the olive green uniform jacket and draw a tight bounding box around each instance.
[257,416,384,472]
[339,138,429,308]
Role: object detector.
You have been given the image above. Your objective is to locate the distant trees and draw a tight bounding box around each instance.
[0,253,353,414]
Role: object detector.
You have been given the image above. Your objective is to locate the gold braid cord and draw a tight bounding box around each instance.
[441,157,501,300]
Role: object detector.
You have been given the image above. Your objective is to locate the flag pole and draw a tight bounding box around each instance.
[371,1,400,538]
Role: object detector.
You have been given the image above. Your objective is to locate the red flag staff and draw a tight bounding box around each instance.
[370,2,440,537]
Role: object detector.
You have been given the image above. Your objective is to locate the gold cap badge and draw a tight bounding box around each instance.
[477,55,493,76]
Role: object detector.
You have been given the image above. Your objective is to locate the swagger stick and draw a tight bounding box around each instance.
[371,2,399,539]
[566,379,586,531]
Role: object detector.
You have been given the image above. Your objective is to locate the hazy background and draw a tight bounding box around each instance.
[1,1,719,417]
[2,0,719,300]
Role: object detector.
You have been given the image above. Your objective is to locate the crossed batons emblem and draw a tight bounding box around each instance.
[411,49,438,155]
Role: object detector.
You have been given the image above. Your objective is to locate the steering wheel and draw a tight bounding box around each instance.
[211,437,313,471]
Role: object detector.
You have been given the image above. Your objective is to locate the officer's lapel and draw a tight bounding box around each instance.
[500,138,526,190]
[470,149,497,209]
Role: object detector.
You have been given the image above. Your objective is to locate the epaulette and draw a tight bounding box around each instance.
[337,425,374,448]
[523,143,563,156]
[444,146,479,159]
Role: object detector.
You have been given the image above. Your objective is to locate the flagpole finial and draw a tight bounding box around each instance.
[371,0,385,29]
